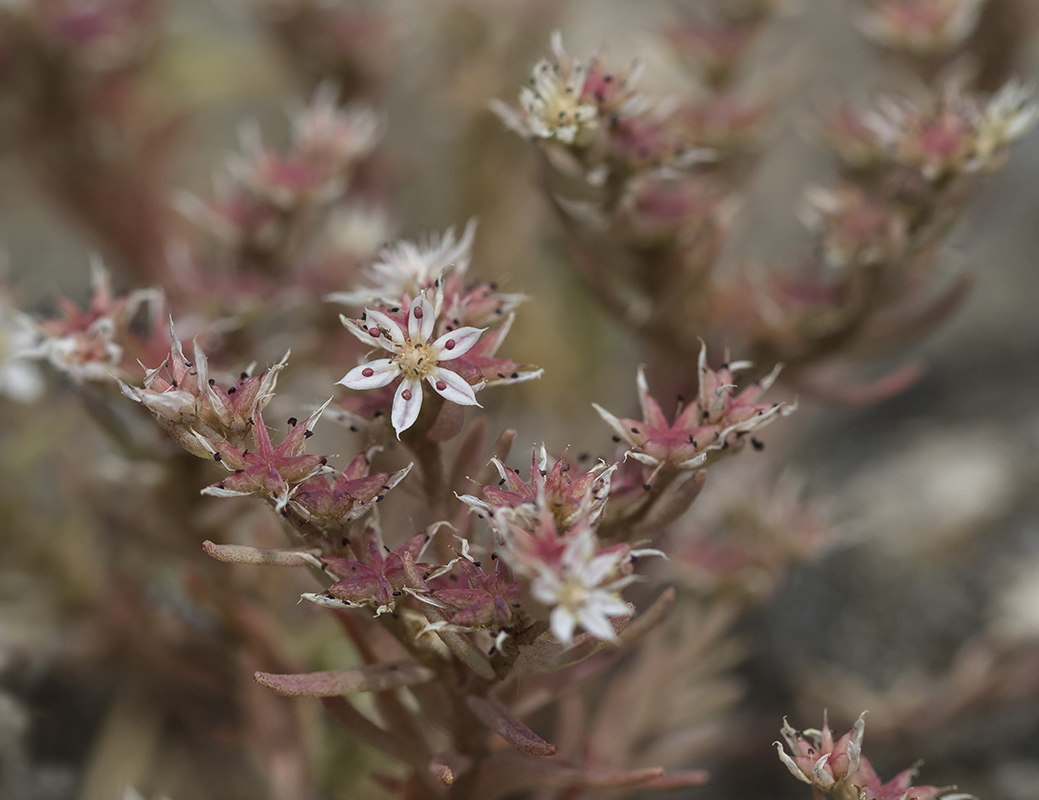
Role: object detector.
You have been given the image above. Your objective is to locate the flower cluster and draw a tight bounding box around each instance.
[857,0,985,57]
[595,346,794,474]
[18,261,162,384]
[333,221,541,437]
[178,84,380,265]
[778,713,971,800]
[499,27,1037,404]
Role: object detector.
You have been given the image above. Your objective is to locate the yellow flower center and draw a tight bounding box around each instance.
[394,342,438,381]
[556,574,589,611]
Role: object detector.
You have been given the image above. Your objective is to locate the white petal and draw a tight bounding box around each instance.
[550,606,576,643]
[430,326,485,360]
[592,402,634,445]
[338,358,398,390]
[363,308,405,346]
[408,296,435,343]
[580,605,620,642]
[391,378,423,436]
[429,367,479,407]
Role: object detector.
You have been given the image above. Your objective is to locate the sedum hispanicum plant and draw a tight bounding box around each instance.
[0,0,1035,798]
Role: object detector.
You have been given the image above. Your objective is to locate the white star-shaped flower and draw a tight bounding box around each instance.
[529,527,634,643]
[338,294,484,436]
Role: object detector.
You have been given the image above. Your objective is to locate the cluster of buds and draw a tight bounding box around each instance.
[179,84,381,269]
[778,713,972,800]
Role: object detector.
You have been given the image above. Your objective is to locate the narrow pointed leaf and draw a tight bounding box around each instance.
[254,661,433,697]
[466,695,557,756]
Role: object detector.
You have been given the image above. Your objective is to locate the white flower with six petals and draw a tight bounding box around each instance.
[338,294,484,436]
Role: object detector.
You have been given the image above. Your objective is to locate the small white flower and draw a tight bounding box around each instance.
[530,527,634,643]
[510,31,598,145]
[338,294,484,436]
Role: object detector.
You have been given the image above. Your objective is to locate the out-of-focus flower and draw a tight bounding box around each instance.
[530,523,635,643]
[777,712,971,800]
[866,82,1038,179]
[19,260,160,383]
[857,0,984,56]
[801,186,907,269]
[291,81,381,172]
[0,289,43,402]
[669,466,831,602]
[178,88,379,257]
[973,79,1039,167]
[495,31,599,146]
[327,219,478,308]
[338,293,484,436]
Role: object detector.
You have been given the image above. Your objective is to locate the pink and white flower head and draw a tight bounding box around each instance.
[458,445,615,533]
[866,83,1038,180]
[498,31,600,146]
[595,347,794,471]
[20,259,160,384]
[338,291,484,437]
[777,712,970,800]
[777,712,866,799]
[856,0,984,56]
[291,82,381,171]
[530,524,635,643]
[326,219,478,309]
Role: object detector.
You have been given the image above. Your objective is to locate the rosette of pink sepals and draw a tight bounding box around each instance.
[778,712,973,800]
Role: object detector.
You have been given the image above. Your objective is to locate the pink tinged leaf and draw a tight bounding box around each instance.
[252,411,277,461]
[423,607,496,679]
[431,326,485,360]
[202,540,322,568]
[466,696,557,756]
[329,568,382,603]
[254,661,433,697]
[429,367,479,406]
[471,751,682,799]
[391,378,423,436]
[339,358,398,390]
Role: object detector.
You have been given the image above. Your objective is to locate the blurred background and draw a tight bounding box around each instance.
[2,1,1039,799]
